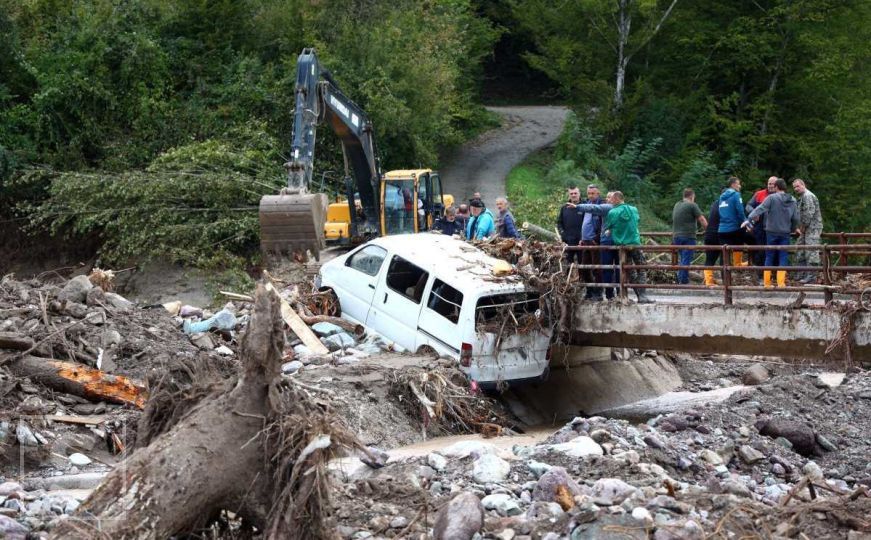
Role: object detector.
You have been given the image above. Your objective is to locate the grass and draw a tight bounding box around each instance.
[506,147,670,233]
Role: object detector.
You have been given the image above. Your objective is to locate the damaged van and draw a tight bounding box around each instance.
[316,234,552,385]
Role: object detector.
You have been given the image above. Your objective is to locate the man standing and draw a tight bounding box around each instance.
[577,184,607,300]
[466,198,495,240]
[702,189,725,287]
[672,188,708,284]
[746,176,778,270]
[433,206,463,237]
[718,176,752,267]
[792,179,823,284]
[570,193,615,300]
[495,197,521,238]
[742,178,800,288]
[603,191,653,303]
[557,186,583,265]
[455,203,470,234]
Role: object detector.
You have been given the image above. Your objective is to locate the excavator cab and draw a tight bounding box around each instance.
[380,170,453,235]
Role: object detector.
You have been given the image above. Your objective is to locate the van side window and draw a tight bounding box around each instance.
[346,245,388,277]
[427,279,463,324]
[386,256,429,304]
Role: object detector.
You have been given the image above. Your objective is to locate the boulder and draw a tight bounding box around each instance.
[481,493,522,516]
[532,467,582,507]
[472,454,510,483]
[433,492,484,540]
[548,436,603,458]
[755,418,817,456]
[742,363,769,385]
[58,275,93,304]
[592,478,639,505]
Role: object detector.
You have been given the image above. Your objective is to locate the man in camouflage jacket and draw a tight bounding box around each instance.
[792,179,823,284]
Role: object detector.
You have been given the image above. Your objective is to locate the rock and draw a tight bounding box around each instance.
[738,445,765,464]
[16,423,39,446]
[721,479,752,498]
[589,429,611,443]
[526,501,564,520]
[428,452,448,471]
[433,492,484,540]
[774,437,794,450]
[312,322,345,336]
[815,433,838,452]
[190,332,215,350]
[58,275,93,303]
[481,493,522,516]
[847,531,871,540]
[631,507,653,524]
[653,519,704,540]
[101,329,122,348]
[323,332,356,350]
[647,496,693,515]
[548,436,603,458]
[643,434,666,449]
[64,302,88,319]
[389,516,409,529]
[441,440,497,458]
[0,514,28,539]
[742,363,769,385]
[592,478,639,505]
[496,529,516,540]
[771,463,786,476]
[699,449,724,465]
[472,454,510,483]
[532,467,582,508]
[755,418,816,456]
[0,483,22,497]
[104,292,133,310]
[293,344,313,357]
[803,461,824,481]
[361,447,389,469]
[815,372,845,388]
[68,453,92,467]
[527,460,552,478]
[281,361,304,374]
[84,309,107,325]
[215,345,234,356]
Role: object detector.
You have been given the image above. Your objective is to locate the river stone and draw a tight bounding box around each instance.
[0,514,28,539]
[427,452,448,471]
[742,363,769,385]
[738,445,765,464]
[441,440,497,458]
[481,493,522,516]
[592,478,639,505]
[755,418,816,456]
[68,453,92,467]
[549,436,603,458]
[472,454,510,483]
[532,467,582,506]
[312,322,344,337]
[433,492,484,540]
[58,275,93,304]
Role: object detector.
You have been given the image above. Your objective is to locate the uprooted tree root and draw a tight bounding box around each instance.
[387,366,507,437]
[50,284,363,540]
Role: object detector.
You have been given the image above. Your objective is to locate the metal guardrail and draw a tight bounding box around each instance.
[563,243,871,305]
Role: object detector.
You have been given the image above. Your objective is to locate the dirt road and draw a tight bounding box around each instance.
[440,105,569,206]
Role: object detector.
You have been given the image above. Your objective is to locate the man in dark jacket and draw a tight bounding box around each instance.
[495,197,521,238]
[557,186,583,265]
[703,188,726,287]
[433,206,463,237]
[742,178,800,288]
[718,176,754,268]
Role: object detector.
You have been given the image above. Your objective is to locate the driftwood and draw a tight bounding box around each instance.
[50,284,360,540]
[522,222,560,242]
[6,354,147,408]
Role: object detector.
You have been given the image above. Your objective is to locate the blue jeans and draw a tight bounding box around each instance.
[765,233,790,267]
[601,236,618,298]
[673,236,696,284]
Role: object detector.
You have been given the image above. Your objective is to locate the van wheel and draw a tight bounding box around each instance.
[416,345,438,357]
[319,288,341,317]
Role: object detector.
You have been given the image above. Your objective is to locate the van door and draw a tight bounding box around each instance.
[332,244,388,324]
[366,255,429,351]
[416,278,464,356]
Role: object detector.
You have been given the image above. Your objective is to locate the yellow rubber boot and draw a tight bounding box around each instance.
[703,270,716,287]
[732,252,748,267]
[776,271,787,288]
[763,271,773,288]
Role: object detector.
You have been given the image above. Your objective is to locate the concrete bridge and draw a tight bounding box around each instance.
[568,290,871,360]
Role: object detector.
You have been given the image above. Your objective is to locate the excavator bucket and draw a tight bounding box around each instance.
[259,192,328,260]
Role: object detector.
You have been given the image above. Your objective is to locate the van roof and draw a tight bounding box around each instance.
[367,234,523,292]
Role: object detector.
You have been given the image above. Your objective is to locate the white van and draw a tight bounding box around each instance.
[316,234,552,385]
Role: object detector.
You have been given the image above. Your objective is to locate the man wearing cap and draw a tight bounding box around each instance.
[466,198,495,240]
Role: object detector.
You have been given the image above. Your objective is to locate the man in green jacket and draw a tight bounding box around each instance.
[603,192,653,303]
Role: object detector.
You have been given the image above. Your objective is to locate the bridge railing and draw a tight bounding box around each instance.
[563,242,871,305]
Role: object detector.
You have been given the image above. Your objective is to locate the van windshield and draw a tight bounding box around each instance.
[475,292,541,333]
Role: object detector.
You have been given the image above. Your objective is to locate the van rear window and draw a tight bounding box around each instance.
[427,279,463,324]
[475,292,541,332]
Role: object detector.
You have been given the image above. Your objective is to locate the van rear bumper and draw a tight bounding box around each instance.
[462,358,549,385]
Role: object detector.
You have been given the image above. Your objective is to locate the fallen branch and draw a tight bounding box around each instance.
[296,311,364,337]
[6,354,147,409]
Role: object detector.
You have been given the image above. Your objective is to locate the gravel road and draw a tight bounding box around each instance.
[439,105,570,207]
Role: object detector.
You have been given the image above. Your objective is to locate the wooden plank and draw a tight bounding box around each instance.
[263,282,329,355]
[47,415,108,425]
[219,291,254,302]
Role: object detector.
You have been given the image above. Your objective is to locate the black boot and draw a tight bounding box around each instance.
[634,288,654,304]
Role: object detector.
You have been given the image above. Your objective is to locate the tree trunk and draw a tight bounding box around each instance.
[614,0,632,109]
[49,285,290,539]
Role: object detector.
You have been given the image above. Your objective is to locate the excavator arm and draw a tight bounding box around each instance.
[260,49,382,258]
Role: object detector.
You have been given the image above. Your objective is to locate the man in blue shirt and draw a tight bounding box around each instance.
[578,184,606,300]
[466,198,495,240]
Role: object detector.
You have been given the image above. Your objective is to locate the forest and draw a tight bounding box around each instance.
[1,0,868,266]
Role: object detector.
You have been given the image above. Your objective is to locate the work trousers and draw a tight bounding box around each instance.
[625,247,648,287]
[581,239,602,298]
[600,236,617,299]
[764,233,790,267]
[564,238,581,265]
[673,236,696,284]
[794,228,822,267]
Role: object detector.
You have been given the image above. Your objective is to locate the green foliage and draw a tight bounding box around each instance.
[2,0,500,262]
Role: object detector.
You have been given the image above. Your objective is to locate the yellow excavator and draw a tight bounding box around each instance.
[259,49,453,259]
